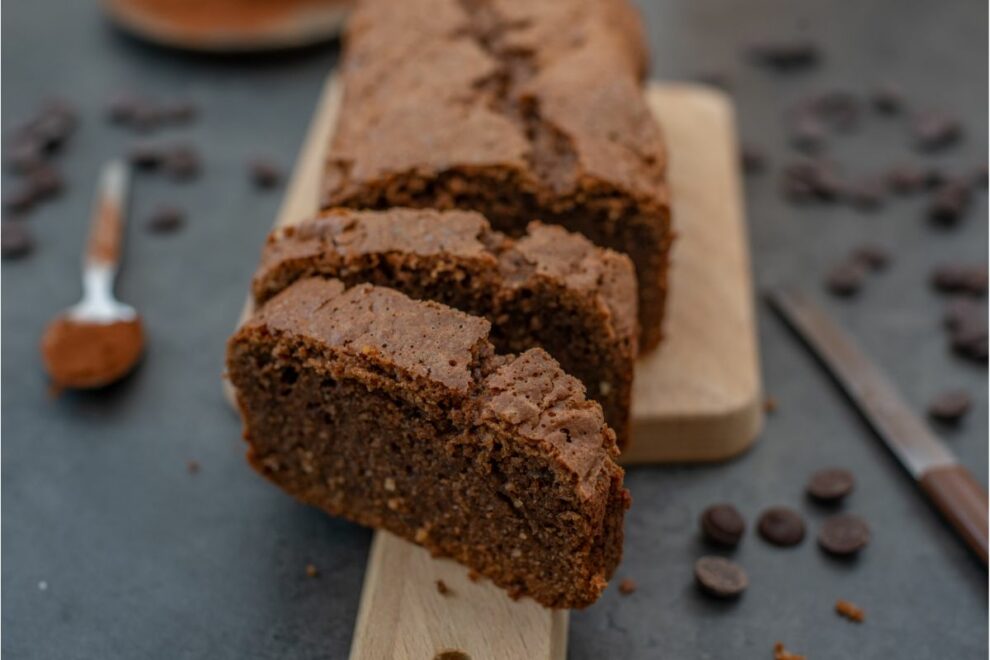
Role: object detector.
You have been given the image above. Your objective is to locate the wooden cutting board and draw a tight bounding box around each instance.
[225,75,761,659]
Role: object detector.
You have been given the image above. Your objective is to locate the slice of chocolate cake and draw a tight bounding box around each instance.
[226,277,629,609]
[252,208,637,448]
[322,0,672,351]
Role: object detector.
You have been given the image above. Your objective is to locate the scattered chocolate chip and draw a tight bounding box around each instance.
[305,563,319,578]
[249,158,282,189]
[844,178,885,211]
[1,221,34,259]
[806,468,855,503]
[927,389,972,423]
[747,39,820,71]
[701,503,746,547]
[130,103,163,133]
[187,459,200,474]
[835,599,865,623]
[436,579,450,595]
[741,145,767,175]
[851,244,891,271]
[826,261,866,297]
[146,205,185,234]
[128,142,166,170]
[886,164,927,195]
[774,642,806,660]
[912,111,962,152]
[928,180,972,227]
[617,578,637,595]
[872,82,903,115]
[757,507,805,546]
[781,160,843,203]
[2,184,37,213]
[107,92,141,124]
[950,321,988,364]
[818,513,870,556]
[944,297,984,331]
[810,90,862,132]
[694,556,748,598]
[5,138,45,174]
[931,264,987,296]
[163,145,201,181]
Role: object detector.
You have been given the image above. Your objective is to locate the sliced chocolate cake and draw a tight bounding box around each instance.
[226,277,629,608]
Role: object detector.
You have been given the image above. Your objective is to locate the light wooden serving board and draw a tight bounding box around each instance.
[226,76,761,659]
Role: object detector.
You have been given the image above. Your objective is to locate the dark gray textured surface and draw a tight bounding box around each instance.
[2,1,986,658]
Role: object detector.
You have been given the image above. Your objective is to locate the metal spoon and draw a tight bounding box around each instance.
[40,160,145,390]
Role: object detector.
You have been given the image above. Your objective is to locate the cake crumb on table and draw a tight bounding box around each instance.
[186,460,200,474]
[835,599,865,622]
[305,563,319,578]
[773,641,806,660]
[436,579,450,596]
[763,397,778,413]
[618,578,637,595]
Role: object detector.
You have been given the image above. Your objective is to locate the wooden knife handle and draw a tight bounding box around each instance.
[919,464,988,565]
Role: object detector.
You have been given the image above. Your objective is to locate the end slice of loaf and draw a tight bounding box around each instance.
[226,277,629,609]
[252,208,637,448]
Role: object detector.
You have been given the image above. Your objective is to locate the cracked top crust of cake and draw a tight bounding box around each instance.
[323,0,667,209]
[238,277,619,493]
[255,208,637,348]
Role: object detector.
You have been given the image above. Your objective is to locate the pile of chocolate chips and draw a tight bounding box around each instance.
[693,466,870,600]
[2,99,78,259]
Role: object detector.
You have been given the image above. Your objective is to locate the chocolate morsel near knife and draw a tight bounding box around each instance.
[767,287,988,565]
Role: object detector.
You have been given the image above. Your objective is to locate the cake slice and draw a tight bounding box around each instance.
[226,277,629,609]
[252,208,637,448]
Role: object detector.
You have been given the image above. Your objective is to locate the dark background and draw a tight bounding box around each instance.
[2,1,987,657]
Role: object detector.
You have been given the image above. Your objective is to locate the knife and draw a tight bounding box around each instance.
[768,287,988,565]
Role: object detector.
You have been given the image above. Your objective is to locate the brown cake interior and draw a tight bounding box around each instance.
[252,209,637,447]
[227,278,629,608]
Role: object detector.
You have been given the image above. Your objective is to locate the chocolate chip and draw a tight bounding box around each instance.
[886,164,927,195]
[249,158,282,189]
[810,90,862,132]
[927,181,972,227]
[826,261,866,297]
[2,183,37,213]
[781,160,843,203]
[872,82,903,115]
[106,92,141,124]
[912,111,962,152]
[130,103,163,133]
[163,145,201,181]
[700,503,746,547]
[741,145,767,175]
[757,507,805,546]
[747,39,820,71]
[818,514,870,556]
[1,221,34,259]
[931,264,987,296]
[944,297,984,331]
[128,142,166,170]
[927,389,972,423]
[806,468,855,503]
[694,556,748,598]
[5,138,45,174]
[851,244,891,271]
[436,579,450,595]
[146,205,185,234]
[950,321,988,363]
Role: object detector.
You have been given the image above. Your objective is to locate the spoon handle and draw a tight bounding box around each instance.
[85,160,130,270]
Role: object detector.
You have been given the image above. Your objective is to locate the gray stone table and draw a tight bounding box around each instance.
[3,0,986,657]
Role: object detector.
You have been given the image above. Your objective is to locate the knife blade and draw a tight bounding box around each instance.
[768,286,988,565]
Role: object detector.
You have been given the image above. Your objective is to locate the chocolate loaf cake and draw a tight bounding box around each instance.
[252,208,637,447]
[321,0,672,351]
[227,277,629,608]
